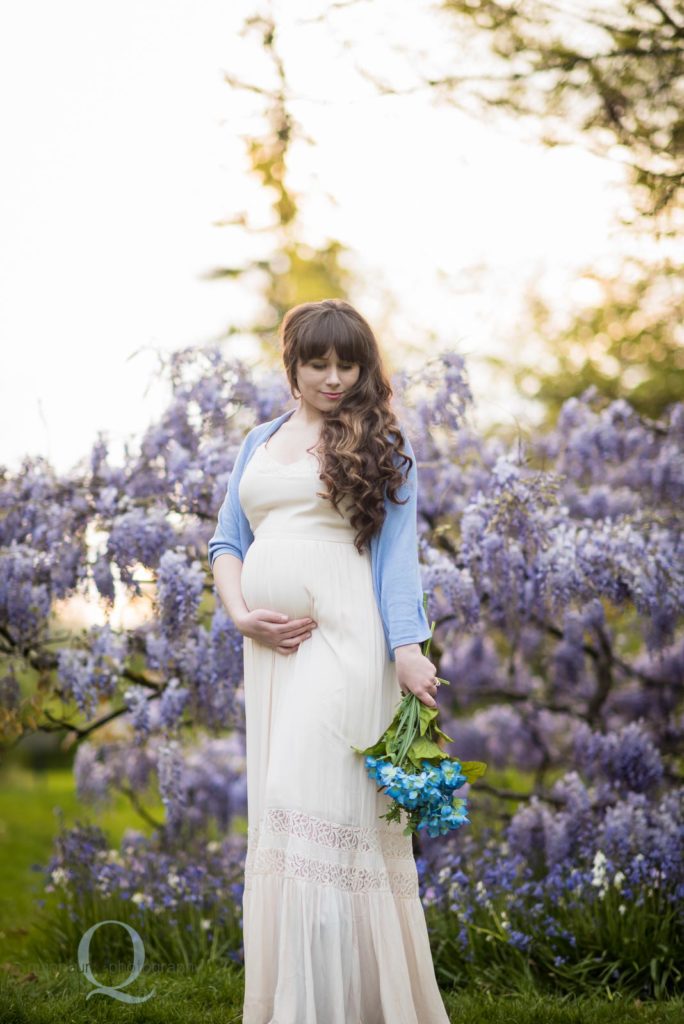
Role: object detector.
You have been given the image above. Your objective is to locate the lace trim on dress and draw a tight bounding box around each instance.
[244,807,419,899]
[245,848,420,898]
[255,807,414,857]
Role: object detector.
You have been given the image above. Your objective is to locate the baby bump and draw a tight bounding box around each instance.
[240,539,315,621]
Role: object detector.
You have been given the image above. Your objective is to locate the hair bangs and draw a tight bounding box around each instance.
[296,307,370,366]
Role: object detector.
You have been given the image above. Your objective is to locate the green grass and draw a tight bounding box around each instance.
[0,763,160,964]
[1,963,683,1023]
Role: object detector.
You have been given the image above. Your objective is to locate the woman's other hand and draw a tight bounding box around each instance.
[394,644,439,708]
[237,609,318,655]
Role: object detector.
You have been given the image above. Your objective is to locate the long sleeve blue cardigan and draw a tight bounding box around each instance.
[207,408,432,661]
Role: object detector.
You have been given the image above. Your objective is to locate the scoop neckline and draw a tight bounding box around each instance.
[258,441,321,470]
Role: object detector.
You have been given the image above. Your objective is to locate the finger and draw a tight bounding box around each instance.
[274,628,306,642]
[281,629,313,644]
[276,641,299,654]
[262,612,315,630]
[280,631,312,649]
[279,622,317,638]
[279,635,301,648]
[260,610,292,623]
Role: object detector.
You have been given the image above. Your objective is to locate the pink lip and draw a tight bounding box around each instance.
[321,392,342,398]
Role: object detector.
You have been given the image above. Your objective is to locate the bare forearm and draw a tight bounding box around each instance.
[394,643,421,660]
[211,553,249,628]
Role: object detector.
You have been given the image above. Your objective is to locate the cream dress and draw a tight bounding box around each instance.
[237,438,451,1024]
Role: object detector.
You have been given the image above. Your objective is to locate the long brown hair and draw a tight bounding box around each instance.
[278,298,414,555]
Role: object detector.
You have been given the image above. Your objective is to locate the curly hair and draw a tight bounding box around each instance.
[278,298,414,556]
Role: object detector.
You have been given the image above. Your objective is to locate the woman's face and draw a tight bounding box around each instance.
[296,347,361,412]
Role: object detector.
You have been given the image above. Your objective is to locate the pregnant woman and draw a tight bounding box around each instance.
[208,298,450,1024]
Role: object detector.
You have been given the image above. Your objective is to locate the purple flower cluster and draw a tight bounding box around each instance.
[156,550,204,640]
[140,604,242,734]
[92,551,116,602]
[181,733,247,833]
[157,740,186,832]
[123,684,152,739]
[57,623,127,718]
[34,818,247,961]
[159,676,190,730]
[573,719,664,795]
[413,760,683,973]
[72,732,247,836]
[107,507,176,590]
[404,351,473,441]
[364,756,470,837]
[419,542,481,632]
[0,543,52,645]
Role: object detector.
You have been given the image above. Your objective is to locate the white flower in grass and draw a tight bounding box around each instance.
[168,872,181,889]
[613,871,625,890]
[590,850,607,889]
[618,904,626,915]
[206,841,220,853]
[131,892,147,905]
[201,919,211,931]
[51,868,69,888]
[474,879,493,908]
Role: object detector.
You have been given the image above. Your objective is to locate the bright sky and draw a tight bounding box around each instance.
[1,0,630,476]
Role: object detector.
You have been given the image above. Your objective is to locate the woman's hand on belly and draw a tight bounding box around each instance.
[235,608,318,655]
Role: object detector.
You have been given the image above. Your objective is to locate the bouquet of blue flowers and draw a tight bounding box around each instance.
[351,593,487,838]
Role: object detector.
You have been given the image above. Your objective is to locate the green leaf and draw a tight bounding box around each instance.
[409,736,445,759]
[418,703,438,736]
[430,723,455,744]
[458,760,488,782]
[406,749,424,770]
[350,740,388,756]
